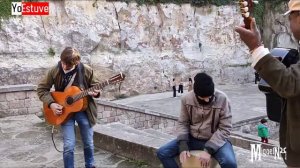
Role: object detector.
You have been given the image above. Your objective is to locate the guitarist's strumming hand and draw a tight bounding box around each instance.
[50,103,63,115]
[88,89,101,97]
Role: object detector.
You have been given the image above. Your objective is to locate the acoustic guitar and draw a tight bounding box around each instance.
[43,73,125,126]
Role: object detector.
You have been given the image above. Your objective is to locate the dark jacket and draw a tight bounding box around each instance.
[177,90,232,154]
[37,62,99,126]
[255,54,300,166]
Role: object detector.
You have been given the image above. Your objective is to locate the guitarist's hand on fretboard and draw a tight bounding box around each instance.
[50,103,63,115]
[88,89,101,97]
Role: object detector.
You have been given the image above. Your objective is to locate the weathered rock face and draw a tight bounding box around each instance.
[263,2,297,49]
[0,1,293,97]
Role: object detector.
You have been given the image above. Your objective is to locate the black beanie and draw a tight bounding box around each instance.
[193,73,214,97]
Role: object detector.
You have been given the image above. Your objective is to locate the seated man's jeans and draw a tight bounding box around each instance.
[156,135,237,168]
[61,111,94,168]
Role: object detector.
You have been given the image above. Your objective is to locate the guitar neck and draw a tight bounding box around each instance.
[73,81,109,101]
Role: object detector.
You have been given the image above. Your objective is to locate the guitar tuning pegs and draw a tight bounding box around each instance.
[242,12,250,18]
[241,7,249,12]
[239,1,248,7]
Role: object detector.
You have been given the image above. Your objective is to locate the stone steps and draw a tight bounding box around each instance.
[94,122,286,167]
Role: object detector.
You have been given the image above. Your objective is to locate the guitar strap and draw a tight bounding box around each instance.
[64,72,77,91]
[64,63,87,91]
[77,63,87,90]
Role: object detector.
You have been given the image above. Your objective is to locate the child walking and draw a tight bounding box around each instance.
[257,118,269,143]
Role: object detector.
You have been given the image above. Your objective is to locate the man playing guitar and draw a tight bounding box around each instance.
[37,47,100,168]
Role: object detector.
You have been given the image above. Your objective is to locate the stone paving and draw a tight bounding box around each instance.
[0,115,143,168]
[0,83,286,168]
[0,114,286,168]
[114,84,267,123]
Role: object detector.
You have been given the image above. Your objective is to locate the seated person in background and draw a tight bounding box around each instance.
[156,72,237,168]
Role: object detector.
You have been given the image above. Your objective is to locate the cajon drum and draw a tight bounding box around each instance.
[181,150,219,168]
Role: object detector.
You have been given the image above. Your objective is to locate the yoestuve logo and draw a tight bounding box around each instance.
[11,1,49,16]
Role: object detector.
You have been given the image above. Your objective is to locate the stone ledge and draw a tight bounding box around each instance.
[233,115,268,128]
[0,84,36,93]
[96,99,178,120]
[93,122,285,167]
[93,122,172,167]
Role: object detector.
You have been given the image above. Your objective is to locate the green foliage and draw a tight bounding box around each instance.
[253,0,265,28]
[108,0,235,6]
[0,0,16,20]
[126,159,149,167]
[0,0,34,26]
[48,47,55,57]
[253,0,286,28]
[107,0,287,8]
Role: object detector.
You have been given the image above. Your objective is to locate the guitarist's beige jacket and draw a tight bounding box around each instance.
[37,63,99,126]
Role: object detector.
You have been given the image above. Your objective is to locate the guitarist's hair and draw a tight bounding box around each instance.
[60,47,81,66]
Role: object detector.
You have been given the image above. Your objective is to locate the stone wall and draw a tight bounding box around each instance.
[0,1,261,97]
[0,84,178,134]
[96,100,178,135]
[0,84,42,117]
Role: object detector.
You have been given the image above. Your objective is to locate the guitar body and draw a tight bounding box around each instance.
[43,86,87,126]
[42,72,126,125]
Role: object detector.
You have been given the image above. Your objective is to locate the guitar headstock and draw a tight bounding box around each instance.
[239,0,258,29]
[108,72,126,84]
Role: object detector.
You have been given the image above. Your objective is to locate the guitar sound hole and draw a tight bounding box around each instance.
[66,97,74,105]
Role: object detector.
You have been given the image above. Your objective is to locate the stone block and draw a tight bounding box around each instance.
[145,115,151,120]
[9,100,25,109]
[14,92,26,100]
[8,109,18,115]
[114,116,120,122]
[25,99,42,108]
[139,116,145,122]
[110,111,117,117]
[104,106,112,111]
[107,117,115,123]
[139,122,144,128]
[159,123,164,129]
[0,94,6,102]
[123,120,129,125]
[140,113,145,118]
[129,119,135,125]
[97,105,105,112]
[0,102,9,110]
[99,118,108,124]
[6,92,15,101]
[167,120,175,127]
[97,112,103,119]
[144,121,149,128]
[6,92,26,101]
[28,107,42,114]
[116,108,123,115]
[18,108,28,115]
[103,111,110,118]
[26,91,39,99]
[127,112,135,119]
